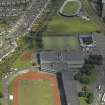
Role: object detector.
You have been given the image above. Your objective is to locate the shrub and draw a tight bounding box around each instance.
[74,72,81,80]
[87,54,103,65]
[78,91,85,97]
[80,75,90,84]
[0,92,3,98]
[87,93,94,104]
[82,86,88,92]
[78,91,90,98]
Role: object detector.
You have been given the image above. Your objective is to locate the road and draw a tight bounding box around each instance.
[80,0,105,104]
[91,33,105,105]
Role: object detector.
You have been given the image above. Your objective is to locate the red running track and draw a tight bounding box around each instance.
[12,72,61,105]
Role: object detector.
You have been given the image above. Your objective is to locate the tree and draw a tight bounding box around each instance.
[82,86,88,92]
[74,72,81,80]
[86,54,103,65]
[78,91,90,98]
[81,64,94,75]
[80,75,90,84]
[78,91,85,97]
[0,92,3,98]
[87,93,94,104]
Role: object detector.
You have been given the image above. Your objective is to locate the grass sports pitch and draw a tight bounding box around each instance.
[19,80,54,105]
[42,36,79,50]
[44,16,98,35]
[12,72,61,105]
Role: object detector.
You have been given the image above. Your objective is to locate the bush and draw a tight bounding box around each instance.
[78,91,85,97]
[81,64,94,75]
[87,93,94,104]
[80,75,90,84]
[87,54,103,65]
[78,91,90,98]
[74,72,81,80]
[82,86,88,92]
[0,92,3,98]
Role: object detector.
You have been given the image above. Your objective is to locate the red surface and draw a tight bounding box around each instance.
[12,72,61,105]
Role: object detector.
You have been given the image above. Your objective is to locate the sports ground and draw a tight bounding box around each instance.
[12,72,61,105]
[42,36,79,50]
[45,16,97,35]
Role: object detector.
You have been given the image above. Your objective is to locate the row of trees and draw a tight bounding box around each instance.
[78,86,94,104]
[74,54,103,84]
[74,54,103,104]
[0,92,3,105]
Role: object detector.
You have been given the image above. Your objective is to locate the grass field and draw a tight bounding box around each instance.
[12,72,61,105]
[45,16,98,35]
[88,69,98,85]
[19,80,54,105]
[0,81,3,105]
[0,81,3,93]
[62,1,79,15]
[42,36,79,50]
[80,97,90,105]
[12,50,33,69]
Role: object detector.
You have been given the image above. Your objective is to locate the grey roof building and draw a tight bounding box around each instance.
[39,51,84,73]
[79,34,96,50]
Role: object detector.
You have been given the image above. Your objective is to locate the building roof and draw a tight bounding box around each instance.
[61,51,84,62]
[61,71,80,105]
[40,51,84,73]
[40,51,59,62]
[40,51,84,64]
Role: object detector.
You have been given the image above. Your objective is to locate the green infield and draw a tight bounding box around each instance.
[45,16,98,35]
[19,80,54,105]
[62,1,79,16]
[42,36,79,50]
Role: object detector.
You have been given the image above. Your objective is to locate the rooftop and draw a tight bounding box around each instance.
[40,51,84,73]
[40,51,84,63]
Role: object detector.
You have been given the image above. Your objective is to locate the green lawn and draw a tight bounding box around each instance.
[45,16,98,35]
[42,36,79,50]
[12,50,33,69]
[88,69,98,85]
[0,81,3,105]
[0,81,3,93]
[80,97,90,105]
[19,80,54,105]
[62,1,79,15]
[12,57,32,69]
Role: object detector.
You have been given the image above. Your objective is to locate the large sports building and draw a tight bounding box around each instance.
[0,0,32,18]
